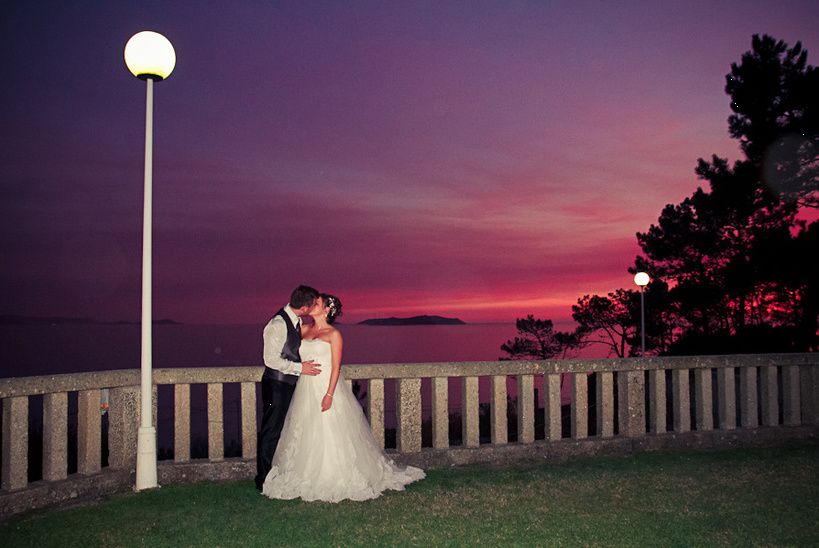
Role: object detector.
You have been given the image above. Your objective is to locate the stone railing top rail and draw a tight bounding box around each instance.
[0,353,815,399]
[342,353,818,379]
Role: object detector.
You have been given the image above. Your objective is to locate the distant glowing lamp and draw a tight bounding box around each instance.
[633,272,650,356]
[124,31,176,81]
[634,272,650,287]
[125,30,175,492]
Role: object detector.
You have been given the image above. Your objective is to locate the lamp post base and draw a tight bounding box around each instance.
[135,426,159,491]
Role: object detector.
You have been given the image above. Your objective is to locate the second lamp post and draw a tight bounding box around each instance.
[634,272,650,356]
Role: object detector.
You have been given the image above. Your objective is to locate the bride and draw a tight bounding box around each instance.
[262,293,425,502]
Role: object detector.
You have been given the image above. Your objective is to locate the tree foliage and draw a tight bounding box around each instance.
[634,34,818,353]
[500,315,583,360]
[571,291,636,358]
[572,281,674,357]
[726,35,818,208]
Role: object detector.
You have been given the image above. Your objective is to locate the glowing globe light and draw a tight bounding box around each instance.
[124,31,176,81]
[634,272,650,287]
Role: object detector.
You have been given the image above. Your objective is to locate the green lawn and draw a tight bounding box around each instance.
[3,442,818,547]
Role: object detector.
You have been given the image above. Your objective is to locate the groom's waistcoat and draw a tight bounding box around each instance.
[262,308,301,386]
[263,308,301,386]
[275,308,302,363]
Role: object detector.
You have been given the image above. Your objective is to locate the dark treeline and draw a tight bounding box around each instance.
[503,34,818,359]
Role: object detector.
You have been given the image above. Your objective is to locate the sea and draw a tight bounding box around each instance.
[0,322,535,378]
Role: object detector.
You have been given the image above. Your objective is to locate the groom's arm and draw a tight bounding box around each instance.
[262,319,301,376]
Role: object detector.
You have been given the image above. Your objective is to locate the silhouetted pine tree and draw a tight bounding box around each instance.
[635,34,818,353]
[500,315,584,360]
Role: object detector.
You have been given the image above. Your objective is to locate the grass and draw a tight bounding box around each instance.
[2,442,818,547]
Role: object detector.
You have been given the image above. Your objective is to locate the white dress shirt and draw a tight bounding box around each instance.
[262,304,302,376]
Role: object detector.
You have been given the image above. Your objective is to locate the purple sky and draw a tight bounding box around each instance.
[2,1,818,324]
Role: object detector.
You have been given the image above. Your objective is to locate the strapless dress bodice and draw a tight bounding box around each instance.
[299,338,333,380]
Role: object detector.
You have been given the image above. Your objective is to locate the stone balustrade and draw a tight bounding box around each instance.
[1,353,817,518]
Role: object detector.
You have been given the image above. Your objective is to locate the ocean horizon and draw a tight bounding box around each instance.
[0,321,591,379]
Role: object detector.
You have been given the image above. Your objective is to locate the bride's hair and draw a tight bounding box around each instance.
[321,293,343,324]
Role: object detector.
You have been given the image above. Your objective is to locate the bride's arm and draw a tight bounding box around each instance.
[321,330,343,412]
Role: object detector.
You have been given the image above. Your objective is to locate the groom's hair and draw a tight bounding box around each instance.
[290,285,319,309]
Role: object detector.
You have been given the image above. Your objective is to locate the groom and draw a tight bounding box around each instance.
[255,284,321,491]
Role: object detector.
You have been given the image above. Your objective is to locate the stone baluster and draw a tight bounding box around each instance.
[648,369,666,434]
[207,383,224,461]
[571,373,588,439]
[694,369,713,431]
[396,378,421,453]
[618,370,645,437]
[490,375,507,445]
[544,374,562,441]
[109,386,141,470]
[717,367,736,430]
[782,366,800,426]
[801,366,819,425]
[462,376,479,447]
[2,396,28,491]
[740,367,758,428]
[672,369,691,433]
[77,389,101,474]
[761,366,779,426]
[368,379,385,449]
[42,392,68,481]
[174,384,191,462]
[431,377,448,449]
[241,382,256,459]
[597,371,614,438]
[517,375,535,443]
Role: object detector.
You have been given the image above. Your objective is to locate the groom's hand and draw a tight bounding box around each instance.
[301,360,321,376]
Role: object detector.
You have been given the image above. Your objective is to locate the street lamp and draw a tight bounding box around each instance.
[634,272,650,357]
[124,30,176,491]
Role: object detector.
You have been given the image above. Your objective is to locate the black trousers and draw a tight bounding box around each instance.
[255,368,296,490]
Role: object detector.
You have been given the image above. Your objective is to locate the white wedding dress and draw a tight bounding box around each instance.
[262,338,425,502]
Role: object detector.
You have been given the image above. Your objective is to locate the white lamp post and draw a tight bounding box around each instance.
[124,31,176,491]
[634,272,650,357]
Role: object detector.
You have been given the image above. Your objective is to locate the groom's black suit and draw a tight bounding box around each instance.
[255,308,302,490]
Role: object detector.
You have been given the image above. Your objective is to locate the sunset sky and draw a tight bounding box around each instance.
[2,1,818,324]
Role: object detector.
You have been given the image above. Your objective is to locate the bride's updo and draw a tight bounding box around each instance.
[322,294,343,324]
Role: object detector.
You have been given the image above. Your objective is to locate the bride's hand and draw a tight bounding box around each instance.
[321,394,333,412]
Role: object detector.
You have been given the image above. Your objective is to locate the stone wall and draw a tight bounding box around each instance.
[1,353,817,520]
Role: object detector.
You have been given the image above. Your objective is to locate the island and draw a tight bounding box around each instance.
[358,315,465,326]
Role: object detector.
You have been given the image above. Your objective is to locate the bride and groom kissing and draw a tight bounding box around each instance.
[254,285,424,502]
